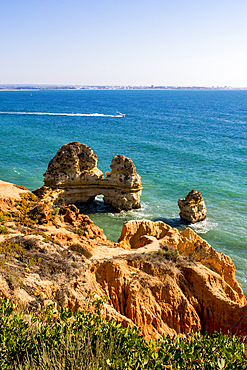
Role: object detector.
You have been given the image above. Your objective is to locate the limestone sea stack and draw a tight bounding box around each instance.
[178,189,207,223]
[33,142,142,212]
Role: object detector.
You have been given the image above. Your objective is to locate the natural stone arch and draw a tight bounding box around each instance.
[33,142,143,212]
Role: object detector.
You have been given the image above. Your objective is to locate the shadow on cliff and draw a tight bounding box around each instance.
[152,217,190,231]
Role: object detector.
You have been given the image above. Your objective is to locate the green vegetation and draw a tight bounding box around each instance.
[148,244,180,263]
[75,227,85,236]
[0,296,246,369]
[75,222,92,239]
[0,240,42,284]
[15,193,38,226]
[0,192,59,228]
[15,192,37,214]
[0,193,39,227]
[0,211,12,224]
[0,226,10,234]
[51,208,60,216]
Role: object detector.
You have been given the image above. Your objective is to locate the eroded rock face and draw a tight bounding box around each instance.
[118,220,172,249]
[1,182,247,339]
[89,255,247,338]
[117,219,245,303]
[114,219,247,337]
[33,142,142,211]
[43,142,104,187]
[90,257,201,338]
[178,189,207,223]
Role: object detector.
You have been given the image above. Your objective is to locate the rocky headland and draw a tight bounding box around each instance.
[0,179,246,340]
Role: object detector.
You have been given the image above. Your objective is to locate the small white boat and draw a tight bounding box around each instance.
[114,111,125,117]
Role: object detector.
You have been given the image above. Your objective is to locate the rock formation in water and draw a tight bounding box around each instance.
[0,181,247,339]
[33,142,142,211]
[178,189,207,223]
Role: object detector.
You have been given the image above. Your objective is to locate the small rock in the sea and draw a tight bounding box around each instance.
[178,189,207,223]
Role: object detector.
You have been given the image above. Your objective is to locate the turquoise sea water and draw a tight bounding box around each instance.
[0,90,246,293]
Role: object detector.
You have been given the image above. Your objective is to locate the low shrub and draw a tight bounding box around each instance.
[0,211,12,224]
[151,248,179,262]
[0,226,10,235]
[0,240,42,285]
[51,208,60,216]
[75,228,85,236]
[0,297,246,369]
[148,244,180,264]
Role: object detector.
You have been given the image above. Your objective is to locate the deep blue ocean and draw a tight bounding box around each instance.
[0,90,246,293]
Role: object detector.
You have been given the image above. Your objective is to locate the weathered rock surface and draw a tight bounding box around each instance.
[178,189,207,223]
[0,180,29,212]
[118,220,172,249]
[118,219,245,303]
[115,220,247,336]
[90,255,247,338]
[43,142,104,187]
[0,181,247,339]
[33,142,142,211]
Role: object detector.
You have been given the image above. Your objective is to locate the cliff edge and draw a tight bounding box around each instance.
[0,180,246,339]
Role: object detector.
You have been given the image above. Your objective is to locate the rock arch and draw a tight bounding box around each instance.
[33,142,142,211]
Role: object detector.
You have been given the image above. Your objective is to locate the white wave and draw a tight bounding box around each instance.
[189,218,218,234]
[14,169,21,175]
[0,111,118,117]
[95,194,104,201]
[107,202,153,219]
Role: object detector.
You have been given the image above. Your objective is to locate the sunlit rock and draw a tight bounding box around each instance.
[178,189,207,223]
[33,142,142,211]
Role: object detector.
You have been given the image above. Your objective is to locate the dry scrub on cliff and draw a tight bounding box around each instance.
[0,191,104,297]
[128,243,186,282]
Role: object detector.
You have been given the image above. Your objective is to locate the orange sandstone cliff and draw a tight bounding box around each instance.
[0,180,246,339]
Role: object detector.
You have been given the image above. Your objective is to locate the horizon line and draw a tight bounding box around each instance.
[0,84,247,90]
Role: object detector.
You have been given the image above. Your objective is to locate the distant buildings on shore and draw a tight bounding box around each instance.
[0,84,246,91]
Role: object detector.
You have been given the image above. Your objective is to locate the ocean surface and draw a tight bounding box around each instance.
[0,90,246,293]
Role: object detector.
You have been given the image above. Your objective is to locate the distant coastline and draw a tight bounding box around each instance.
[0,84,247,91]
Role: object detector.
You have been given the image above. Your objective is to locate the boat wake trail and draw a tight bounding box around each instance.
[0,111,117,117]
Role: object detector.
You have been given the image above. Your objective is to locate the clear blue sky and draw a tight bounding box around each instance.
[1,0,247,86]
